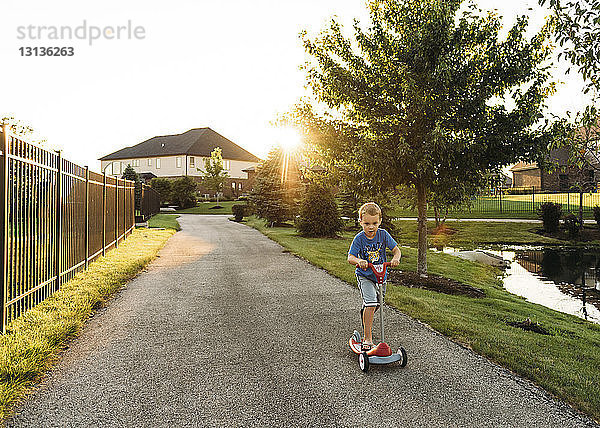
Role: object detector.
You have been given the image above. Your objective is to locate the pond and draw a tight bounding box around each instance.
[444,246,600,324]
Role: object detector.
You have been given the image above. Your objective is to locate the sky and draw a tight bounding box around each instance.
[0,0,593,172]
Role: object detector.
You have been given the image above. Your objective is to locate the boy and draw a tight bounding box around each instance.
[347,202,400,350]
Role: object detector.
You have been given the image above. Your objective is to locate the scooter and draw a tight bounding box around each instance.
[349,262,407,372]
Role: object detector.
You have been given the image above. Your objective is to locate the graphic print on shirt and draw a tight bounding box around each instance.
[365,244,383,263]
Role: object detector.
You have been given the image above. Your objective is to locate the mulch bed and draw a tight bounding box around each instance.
[387,270,485,298]
[534,225,600,242]
[506,318,550,335]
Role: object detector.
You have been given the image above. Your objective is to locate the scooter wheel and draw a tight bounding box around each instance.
[399,347,407,367]
[359,351,369,372]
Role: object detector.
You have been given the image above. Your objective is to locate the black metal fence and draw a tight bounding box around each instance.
[464,187,600,215]
[0,125,135,332]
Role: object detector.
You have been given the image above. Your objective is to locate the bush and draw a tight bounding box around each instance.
[563,214,582,238]
[150,178,173,206]
[538,202,562,233]
[295,183,343,237]
[171,176,197,209]
[594,206,600,228]
[232,204,246,222]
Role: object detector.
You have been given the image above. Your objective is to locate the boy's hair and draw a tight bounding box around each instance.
[358,202,382,221]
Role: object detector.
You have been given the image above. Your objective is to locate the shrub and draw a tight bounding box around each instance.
[150,178,173,206]
[295,182,343,237]
[171,176,197,209]
[594,206,600,229]
[232,204,246,222]
[563,214,582,238]
[538,202,562,233]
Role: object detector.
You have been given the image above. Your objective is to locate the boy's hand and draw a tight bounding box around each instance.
[390,258,400,267]
[357,259,368,270]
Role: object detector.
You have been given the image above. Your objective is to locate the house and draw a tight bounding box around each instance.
[99,128,261,197]
[510,148,598,192]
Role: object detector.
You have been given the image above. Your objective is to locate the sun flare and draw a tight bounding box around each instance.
[274,127,302,153]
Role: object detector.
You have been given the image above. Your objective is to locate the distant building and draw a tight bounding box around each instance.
[99,128,261,197]
[510,148,598,192]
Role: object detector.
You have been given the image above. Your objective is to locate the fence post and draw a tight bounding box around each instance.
[114,178,118,248]
[84,166,89,269]
[102,172,106,257]
[55,151,62,291]
[499,188,503,214]
[532,185,535,212]
[123,180,126,237]
[0,126,9,333]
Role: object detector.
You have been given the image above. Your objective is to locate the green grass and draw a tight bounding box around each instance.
[393,220,566,249]
[244,216,600,423]
[148,214,181,230]
[175,200,243,215]
[0,228,175,421]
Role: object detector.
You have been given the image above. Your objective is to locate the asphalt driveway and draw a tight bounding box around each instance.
[7,215,598,427]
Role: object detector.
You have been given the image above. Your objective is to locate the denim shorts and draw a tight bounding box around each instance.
[356,274,386,307]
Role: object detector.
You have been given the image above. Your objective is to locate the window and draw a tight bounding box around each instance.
[224,160,230,170]
[148,158,152,166]
[176,157,182,168]
[190,157,195,167]
[132,159,139,167]
[156,158,161,169]
[232,182,236,190]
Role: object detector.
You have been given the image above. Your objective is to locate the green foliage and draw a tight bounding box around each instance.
[121,164,139,182]
[296,182,344,237]
[171,176,198,209]
[249,148,299,226]
[538,202,562,233]
[563,213,582,237]
[232,204,246,222]
[540,0,600,94]
[594,206,600,228]
[150,178,173,206]
[199,147,229,197]
[293,0,555,273]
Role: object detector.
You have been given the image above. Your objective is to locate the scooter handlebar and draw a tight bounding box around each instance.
[366,262,391,284]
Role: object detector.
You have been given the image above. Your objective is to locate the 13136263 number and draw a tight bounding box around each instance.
[19,47,75,56]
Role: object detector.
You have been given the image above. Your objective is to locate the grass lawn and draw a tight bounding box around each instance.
[0,228,175,421]
[175,200,244,215]
[393,220,568,249]
[148,214,182,230]
[244,216,600,423]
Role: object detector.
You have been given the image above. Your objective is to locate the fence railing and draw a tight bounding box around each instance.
[136,184,160,222]
[0,125,135,333]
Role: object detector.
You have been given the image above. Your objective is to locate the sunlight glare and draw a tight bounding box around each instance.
[274,127,302,153]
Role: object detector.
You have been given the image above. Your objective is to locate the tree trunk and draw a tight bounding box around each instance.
[579,189,584,230]
[433,206,440,228]
[416,182,428,276]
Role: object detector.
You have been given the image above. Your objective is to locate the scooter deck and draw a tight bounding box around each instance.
[349,336,404,364]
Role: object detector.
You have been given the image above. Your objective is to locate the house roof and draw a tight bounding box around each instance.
[99,128,261,162]
[510,162,538,172]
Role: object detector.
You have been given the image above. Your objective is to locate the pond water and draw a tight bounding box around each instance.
[444,246,600,324]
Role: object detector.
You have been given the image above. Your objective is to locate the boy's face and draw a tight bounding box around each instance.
[360,213,381,239]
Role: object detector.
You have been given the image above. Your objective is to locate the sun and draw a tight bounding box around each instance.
[274,127,302,153]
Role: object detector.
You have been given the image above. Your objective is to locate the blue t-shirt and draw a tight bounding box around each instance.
[348,229,398,282]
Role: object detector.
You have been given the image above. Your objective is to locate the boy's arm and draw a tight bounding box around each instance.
[390,245,401,267]
[348,253,368,270]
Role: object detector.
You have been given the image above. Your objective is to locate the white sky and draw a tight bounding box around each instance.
[0,0,592,171]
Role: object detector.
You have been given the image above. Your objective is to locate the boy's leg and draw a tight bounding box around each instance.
[362,306,376,344]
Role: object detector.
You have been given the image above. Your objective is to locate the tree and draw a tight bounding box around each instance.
[296,181,344,237]
[171,176,197,209]
[150,178,173,206]
[198,147,229,206]
[249,147,299,226]
[122,164,141,213]
[539,0,600,95]
[294,0,555,275]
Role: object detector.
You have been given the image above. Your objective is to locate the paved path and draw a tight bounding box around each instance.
[8,215,598,427]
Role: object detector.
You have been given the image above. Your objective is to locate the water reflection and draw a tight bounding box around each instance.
[509,248,600,323]
[443,246,600,324]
